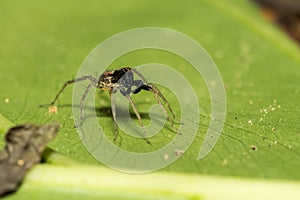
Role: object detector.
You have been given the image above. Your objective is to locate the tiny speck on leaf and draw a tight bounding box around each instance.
[175,149,184,156]
[251,145,257,151]
[164,154,169,161]
[222,159,228,166]
[48,106,58,114]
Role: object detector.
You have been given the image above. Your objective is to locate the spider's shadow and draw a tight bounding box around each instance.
[58,103,154,120]
[58,103,176,134]
[96,106,152,119]
[58,92,169,127]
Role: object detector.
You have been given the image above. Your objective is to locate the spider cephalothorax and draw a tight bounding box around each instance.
[41,67,175,143]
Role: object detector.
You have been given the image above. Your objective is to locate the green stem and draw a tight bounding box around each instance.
[5,162,300,200]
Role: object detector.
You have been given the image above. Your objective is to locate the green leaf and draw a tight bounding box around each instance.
[0,0,299,198]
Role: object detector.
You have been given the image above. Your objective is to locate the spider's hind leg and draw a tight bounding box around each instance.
[147,83,176,126]
[131,68,176,128]
[132,79,176,127]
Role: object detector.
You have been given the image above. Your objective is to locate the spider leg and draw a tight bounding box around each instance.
[131,68,148,83]
[125,95,151,144]
[74,82,93,127]
[132,80,175,126]
[131,69,175,122]
[39,75,97,107]
[109,91,119,141]
[147,83,176,126]
[148,83,175,118]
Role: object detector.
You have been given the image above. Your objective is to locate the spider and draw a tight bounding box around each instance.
[41,67,175,143]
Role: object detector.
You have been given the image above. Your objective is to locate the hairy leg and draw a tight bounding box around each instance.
[74,82,93,127]
[131,68,175,122]
[40,75,98,107]
[109,91,119,141]
[125,95,151,144]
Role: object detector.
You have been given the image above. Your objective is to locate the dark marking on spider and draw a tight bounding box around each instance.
[40,67,175,144]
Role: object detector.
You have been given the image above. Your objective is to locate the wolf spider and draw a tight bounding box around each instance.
[41,67,175,143]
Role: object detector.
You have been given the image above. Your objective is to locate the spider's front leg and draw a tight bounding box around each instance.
[75,82,93,128]
[40,75,98,128]
[39,76,97,107]
[109,90,120,142]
